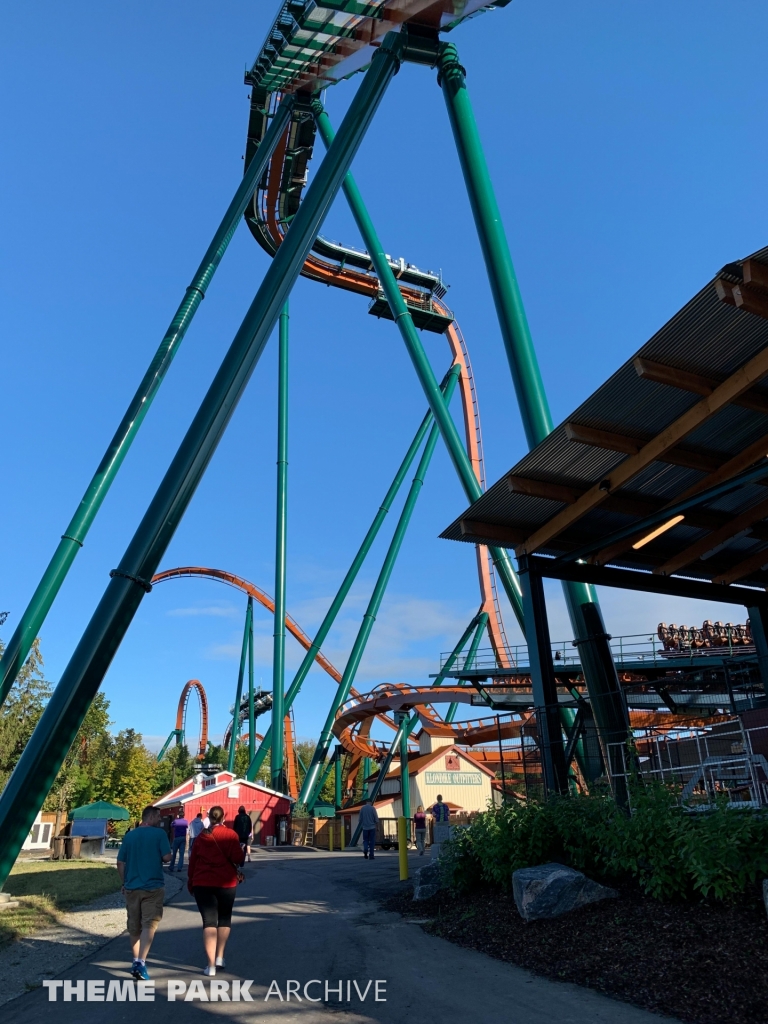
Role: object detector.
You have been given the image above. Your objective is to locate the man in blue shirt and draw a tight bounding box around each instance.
[117,805,171,980]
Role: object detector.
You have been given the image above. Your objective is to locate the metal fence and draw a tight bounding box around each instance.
[607,714,768,810]
[441,630,757,673]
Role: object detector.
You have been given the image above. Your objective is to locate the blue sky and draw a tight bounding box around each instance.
[2,2,767,751]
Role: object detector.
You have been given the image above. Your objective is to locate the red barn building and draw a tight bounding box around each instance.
[155,771,293,845]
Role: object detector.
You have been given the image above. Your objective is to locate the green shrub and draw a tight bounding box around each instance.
[442,786,768,901]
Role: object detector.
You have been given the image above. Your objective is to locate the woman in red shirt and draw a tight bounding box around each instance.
[187,805,245,975]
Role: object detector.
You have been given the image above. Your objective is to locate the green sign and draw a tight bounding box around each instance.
[424,771,482,786]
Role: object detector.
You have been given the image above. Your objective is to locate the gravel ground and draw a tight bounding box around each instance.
[0,868,185,1005]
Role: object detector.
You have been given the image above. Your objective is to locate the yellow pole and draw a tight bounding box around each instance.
[328,822,333,853]
[398,817,408,880]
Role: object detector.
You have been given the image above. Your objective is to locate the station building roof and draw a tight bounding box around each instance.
[442,245,768,597]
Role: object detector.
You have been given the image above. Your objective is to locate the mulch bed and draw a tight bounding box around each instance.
[383,882,768,1024]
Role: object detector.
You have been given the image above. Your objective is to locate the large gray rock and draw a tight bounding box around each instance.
[418,862,442,887]
[512,862,617,922]
[412,863,442,901]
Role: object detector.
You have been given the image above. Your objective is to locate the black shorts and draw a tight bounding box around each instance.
[193,886,237,928]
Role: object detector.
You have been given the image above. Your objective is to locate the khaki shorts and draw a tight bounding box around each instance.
[125,887,164,938]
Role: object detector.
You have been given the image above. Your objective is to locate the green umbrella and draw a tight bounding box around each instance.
[70,800,130,821]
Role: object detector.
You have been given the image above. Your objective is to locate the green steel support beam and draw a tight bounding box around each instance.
[313,104,524,629]
[271,301,290,792]
[334,744,343,810]
[0,96,295,713]
[437,45,547,449]
[313,758,335,808]
[349,614,482,847]
[362,756,372,799]
[248,599,256,764]
[246,364,458,782]
[0,34,404,889]
[228,599,253,773]
[156,728,182,763]
[300,366,461,808]
[436,44,628,789]
[445,611,488,724]
[350,717,409,847]
[398,713,411,821]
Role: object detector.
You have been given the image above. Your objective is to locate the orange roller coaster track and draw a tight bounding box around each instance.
[152,566,343,682]
[157,678,209,762]
[151,566,399,754]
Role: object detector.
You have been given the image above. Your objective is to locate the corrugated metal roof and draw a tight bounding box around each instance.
[442,245,768,587]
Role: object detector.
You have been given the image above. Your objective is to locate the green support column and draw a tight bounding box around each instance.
[0,33,405,889]
[445,612,488,723]
[334,745,343,810]
[349,615,481,847]
[313,105,524,629]
[300,367,461,808]
[313,758,335,810]
[0,96,295,712]
[362,756,372,799]
[271,301,289,793]
[397,713,411,821]
[350,716,409,847]
[436,45,628,787]
[436,45,547,448]
[248,599,255,764]
[246,365,457,782]
[228,599,253,773]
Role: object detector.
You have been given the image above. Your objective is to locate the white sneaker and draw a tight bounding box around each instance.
[204,965,216,976]
[215,957,225,968]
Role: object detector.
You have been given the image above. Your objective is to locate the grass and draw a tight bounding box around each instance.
[0,860,122,951]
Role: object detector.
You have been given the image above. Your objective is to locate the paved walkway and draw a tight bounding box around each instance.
[4,848,678,1023]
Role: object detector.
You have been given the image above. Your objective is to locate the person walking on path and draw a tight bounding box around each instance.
[116,805,171,981]
[233,805,253,862]
[187,805,245,976]
[359,799,378,860]
[413,804,427,855]
[189,811,205,851]
[169,809,189,872]
[432,794,450,822]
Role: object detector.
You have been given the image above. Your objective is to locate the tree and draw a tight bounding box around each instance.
[106,729,159,820]
[153,743,193,797]
[0,636,52,793]
[44,691,114,835]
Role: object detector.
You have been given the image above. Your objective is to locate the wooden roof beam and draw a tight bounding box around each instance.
[460,519,528,546]
[565,422,722,473]
[634,356,768,416]
[713,543,768,585]
[587,438,768,566]
[654,495,768,576]
[717,266,768,320]
[506,475,582,504]
[507,474,736,532]
[517,343,768,555]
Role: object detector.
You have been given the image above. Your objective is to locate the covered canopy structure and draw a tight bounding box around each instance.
[70,801,130,821]
[442,245,768,793]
